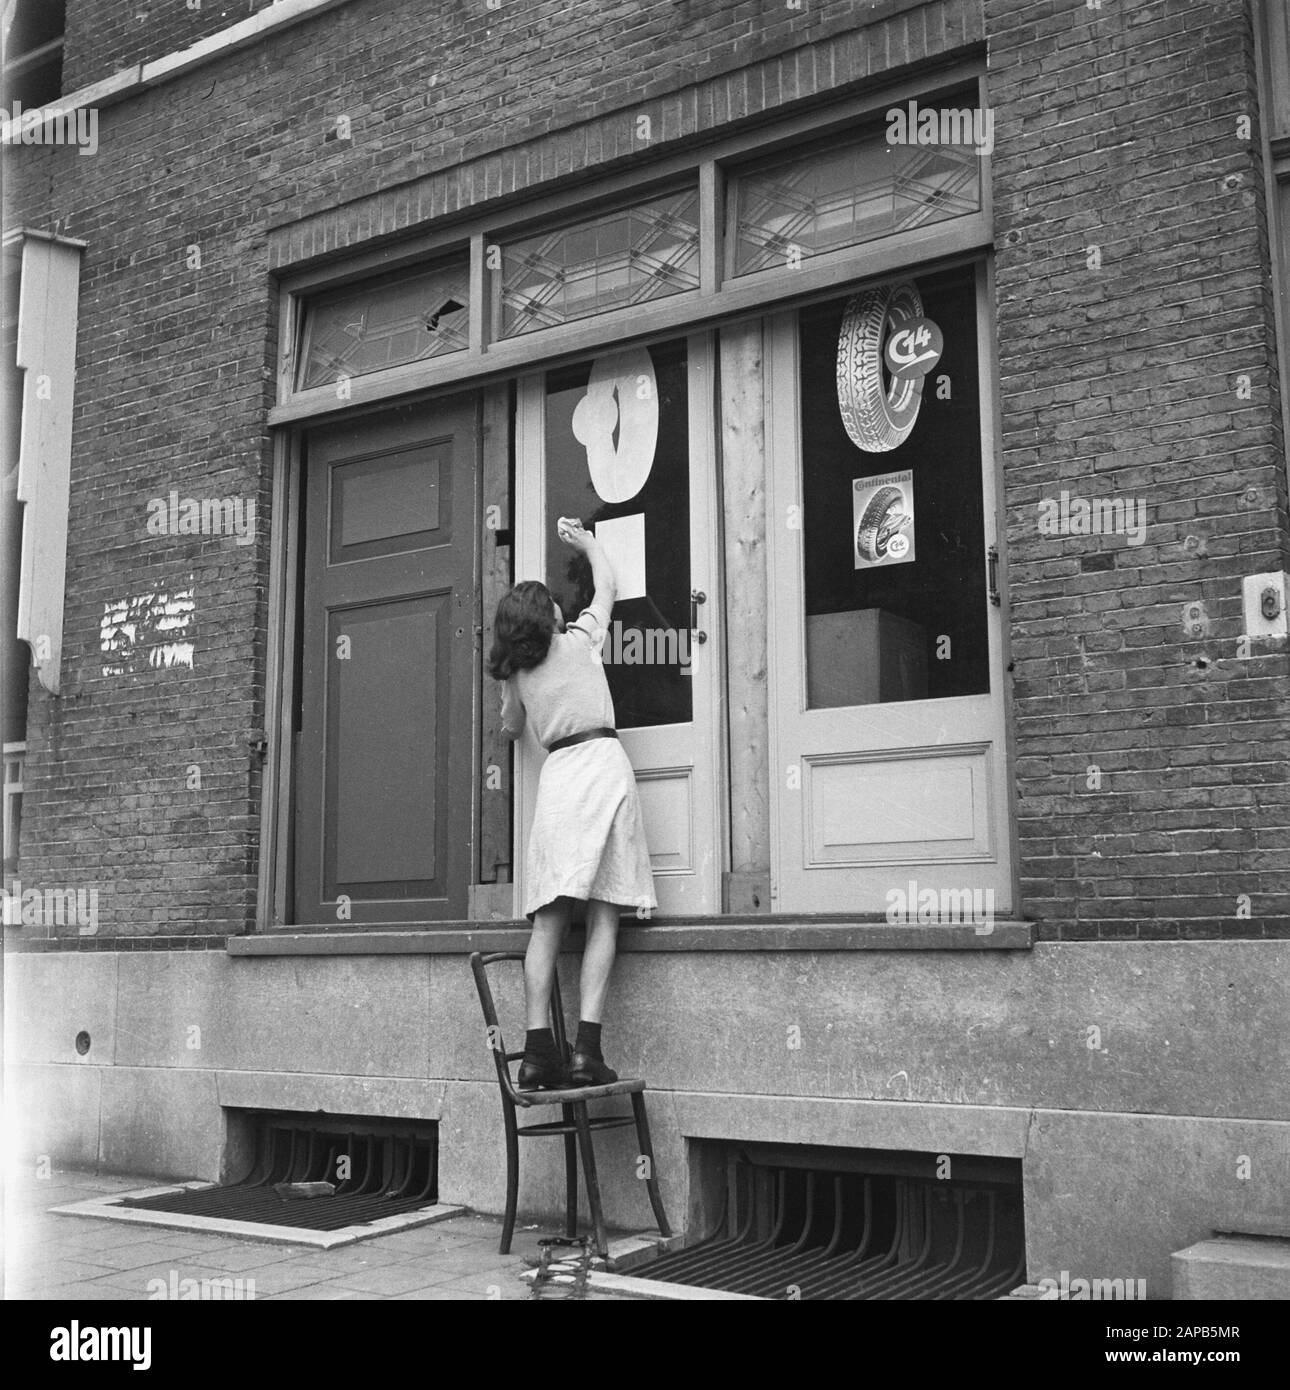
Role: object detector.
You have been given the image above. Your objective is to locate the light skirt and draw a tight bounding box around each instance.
[523,737,657,920]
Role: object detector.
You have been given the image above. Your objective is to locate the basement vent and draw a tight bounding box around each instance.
[117,1113,439,1232]
[639,1144,1025,1300]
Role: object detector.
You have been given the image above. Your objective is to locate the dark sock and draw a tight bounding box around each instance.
[574,1021,603,1059]
[525,1027,558,1059]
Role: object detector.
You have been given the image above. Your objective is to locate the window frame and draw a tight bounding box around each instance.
[294,250,474,392]
[2,740,23,890]
[271,64,991,428]
[722,104,986,284]
[1253,0,1290,488]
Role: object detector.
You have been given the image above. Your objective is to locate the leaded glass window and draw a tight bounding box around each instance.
[498,189,700,338]
[297,259,470,390]
[729,115,982,277]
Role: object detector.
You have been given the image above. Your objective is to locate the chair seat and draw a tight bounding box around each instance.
[514,1076,647,1106]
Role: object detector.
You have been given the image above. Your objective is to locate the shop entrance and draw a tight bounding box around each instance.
[766,263,1013,919]
[513,334,722,916]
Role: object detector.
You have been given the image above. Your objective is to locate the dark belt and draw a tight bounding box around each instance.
[547,727,618,754]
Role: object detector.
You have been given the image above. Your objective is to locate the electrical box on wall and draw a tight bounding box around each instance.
[1242,572,1289,639]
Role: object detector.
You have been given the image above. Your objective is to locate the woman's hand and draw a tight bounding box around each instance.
[557,518,616,612]
[557,516,598,553]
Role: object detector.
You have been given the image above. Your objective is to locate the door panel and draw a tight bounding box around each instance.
[514,335,721,916]
[325,595,444,893]
[294,398,477,924]
[636,768,695,873]
[768,263,1012,918]
[804,744,994,864]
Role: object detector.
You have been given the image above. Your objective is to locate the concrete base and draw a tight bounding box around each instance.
[1172,1237,1290,1300]
[8,940,1290,1299]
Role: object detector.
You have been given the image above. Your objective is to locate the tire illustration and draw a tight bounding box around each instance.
[855,485,906,563]
[837,280,926,452]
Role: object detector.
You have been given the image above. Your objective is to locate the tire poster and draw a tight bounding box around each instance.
[853,471,915,568]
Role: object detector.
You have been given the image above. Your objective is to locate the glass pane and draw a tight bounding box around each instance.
[298,260,470,389]
[543,339,693,728]
[799,266,987,708]
[732,109,982,276]
[501,191,700,337]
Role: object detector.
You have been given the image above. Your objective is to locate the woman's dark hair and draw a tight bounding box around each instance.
[488,580,557,680]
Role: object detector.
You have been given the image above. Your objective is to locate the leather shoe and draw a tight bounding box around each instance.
[568,1052,618,1086]
[517,1052,568,1090]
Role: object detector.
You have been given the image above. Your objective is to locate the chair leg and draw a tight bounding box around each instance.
[571,1101,609,1259]
[562,1103,578,1238]
[499,1108,520,1256]
[631,1092,672,1238]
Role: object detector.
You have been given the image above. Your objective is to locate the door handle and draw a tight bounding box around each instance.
[987,546,1001,607]
[690,589,708,644]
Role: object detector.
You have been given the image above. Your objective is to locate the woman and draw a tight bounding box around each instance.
[488,519,656,1088]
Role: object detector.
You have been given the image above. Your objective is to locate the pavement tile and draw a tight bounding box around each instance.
[266,1285,382,1301]
[84,1263,243,1296]
[327,1262,463,1296]
[205,1261,348,1297]
[275,1245,414,1274]
[42,1220,181,1250]
[9,1260,126,1295]
[6,1216,78,1244]
[7,1250,123,1278]
[424,1278,533,1301]
[73,1239,233,1272]
[172,1243,301,1273]
[401,1253,529,1285]
[27,1282,144,1302]
[353,1226,485,1255]
[393,1286,497,1300]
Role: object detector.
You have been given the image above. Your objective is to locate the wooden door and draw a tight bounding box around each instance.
[293,396,478,924]
[513,334,723,917]
[766,263,1013,921]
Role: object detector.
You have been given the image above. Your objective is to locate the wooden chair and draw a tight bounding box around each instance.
[469,950,671,1259]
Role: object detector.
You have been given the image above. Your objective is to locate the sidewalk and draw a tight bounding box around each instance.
[3,1168,628,1301]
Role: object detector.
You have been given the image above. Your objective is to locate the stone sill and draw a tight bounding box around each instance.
[228,916,1035,956]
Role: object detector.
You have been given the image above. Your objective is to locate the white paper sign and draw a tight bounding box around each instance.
[594,513,647,600]
[573,348,658,503]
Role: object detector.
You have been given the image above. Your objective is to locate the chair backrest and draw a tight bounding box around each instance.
[469,951,569,1107]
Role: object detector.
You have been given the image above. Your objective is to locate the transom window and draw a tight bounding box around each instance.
[296,258,470,390]
[729,112,983,277]
[283,77,991,416]
[498,188,700,337]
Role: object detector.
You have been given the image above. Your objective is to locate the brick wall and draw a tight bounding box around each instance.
[61,0,281,93]
[989,0,1290,938]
